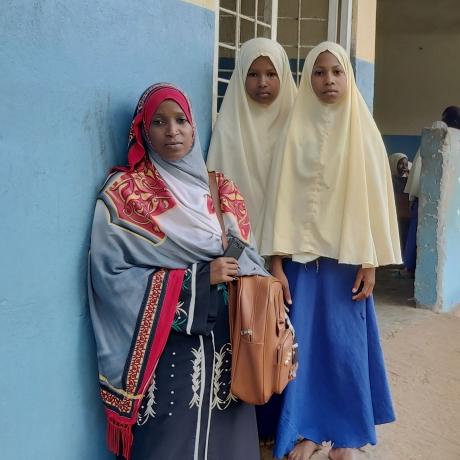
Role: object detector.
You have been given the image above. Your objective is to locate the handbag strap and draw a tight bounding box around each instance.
[208,171,229,250]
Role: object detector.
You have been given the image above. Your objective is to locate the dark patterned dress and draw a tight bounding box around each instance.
[124,263,260,460]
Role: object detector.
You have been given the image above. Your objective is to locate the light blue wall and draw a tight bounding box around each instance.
[382,135,421,160]
[440,129,460,310]
[0,1,215,458]
[415,128,460,311]
[415,129,443,307]
[352,57,375,113]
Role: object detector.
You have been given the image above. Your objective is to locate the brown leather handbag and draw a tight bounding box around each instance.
[208,172,297,405]
[228,275,297,404]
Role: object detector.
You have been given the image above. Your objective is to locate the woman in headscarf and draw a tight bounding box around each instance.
[389,152,410,192]
[88,83,267,460]
[207,37,297,246]
[259,43,401,460]
[388,153,411,250]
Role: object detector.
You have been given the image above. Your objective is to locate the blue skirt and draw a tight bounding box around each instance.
[259,258,395,457]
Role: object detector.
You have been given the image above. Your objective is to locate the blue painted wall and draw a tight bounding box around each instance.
[352,57,375,113]
[441,129,460,310]
[382,135,421,160]
[0,1,214,458]
[415,127,460,311]
[415,129,443,307]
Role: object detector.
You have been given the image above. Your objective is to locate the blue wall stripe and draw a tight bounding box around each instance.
[382,135,421,160]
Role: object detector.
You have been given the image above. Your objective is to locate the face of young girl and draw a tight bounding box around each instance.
[245,56,280,105]
[311,51,347,104]
[149,100,194,161]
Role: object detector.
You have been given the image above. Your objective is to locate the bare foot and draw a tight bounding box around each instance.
[328,447,355,460]
[288,439,320,460]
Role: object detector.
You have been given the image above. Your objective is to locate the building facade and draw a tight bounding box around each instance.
[1,1,458,458]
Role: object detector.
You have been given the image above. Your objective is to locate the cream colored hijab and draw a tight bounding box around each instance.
[206,38,297,245]
[259,41,401,267]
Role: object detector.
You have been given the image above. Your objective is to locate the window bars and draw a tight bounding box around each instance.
[213,0,352,118]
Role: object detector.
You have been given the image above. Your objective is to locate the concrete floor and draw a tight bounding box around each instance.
[261,267,460,460]
[374,267,432,338]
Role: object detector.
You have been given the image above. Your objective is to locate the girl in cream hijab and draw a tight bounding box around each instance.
[260,42,401,460]
[207,38,297,246]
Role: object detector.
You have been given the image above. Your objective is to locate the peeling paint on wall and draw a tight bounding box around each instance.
[440,129,460,310]
[415,127,444,309]
[416,126,460,312]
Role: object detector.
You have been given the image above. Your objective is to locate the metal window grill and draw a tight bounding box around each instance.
[278,0,352,85]
[213,0,352,119]
[278,0,327,85]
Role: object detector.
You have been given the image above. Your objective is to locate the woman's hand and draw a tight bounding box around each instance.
[352,267,376,301]
[271,256,292,305]
[210,257,239,285]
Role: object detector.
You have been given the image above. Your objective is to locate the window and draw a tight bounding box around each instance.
[278,1,329,85]
[278,0,353,85]
[213,0,352,117]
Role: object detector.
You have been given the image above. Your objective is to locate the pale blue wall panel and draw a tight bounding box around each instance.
[352,57,375,113]
[415,128,443,307]
[0,1,215,458]
[441,129,460,310]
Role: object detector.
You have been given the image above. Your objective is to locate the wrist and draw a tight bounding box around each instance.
[271,255,283,269]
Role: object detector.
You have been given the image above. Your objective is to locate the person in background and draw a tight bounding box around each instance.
[389,152,410,193]
[441,105,460,129]
[388,153,411,251]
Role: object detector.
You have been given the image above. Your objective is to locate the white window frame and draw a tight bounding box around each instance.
[328,0,353,54]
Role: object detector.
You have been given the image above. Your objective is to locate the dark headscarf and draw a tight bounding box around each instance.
[442,106,460,129]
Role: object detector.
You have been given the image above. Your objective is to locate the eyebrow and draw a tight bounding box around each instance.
[248,66,277,72]
[313,64,343,68]
[152,110,186,118]
[313,65,344,71]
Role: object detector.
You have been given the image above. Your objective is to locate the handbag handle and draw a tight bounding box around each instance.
[208,171,229,250]
[209,172,236,340]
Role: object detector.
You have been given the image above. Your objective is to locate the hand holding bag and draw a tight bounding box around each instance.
[209,172,297,405]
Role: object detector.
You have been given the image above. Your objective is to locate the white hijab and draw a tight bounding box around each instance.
[389,152,408,177]
[206,38,297,246]
[259,42,402,267]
